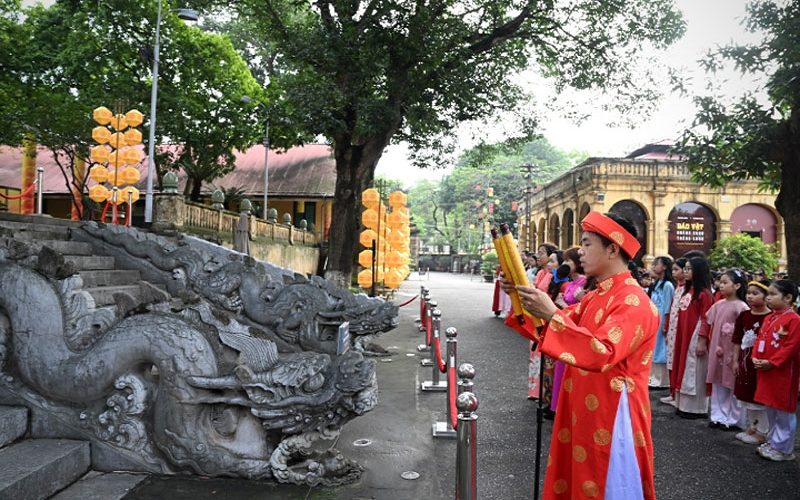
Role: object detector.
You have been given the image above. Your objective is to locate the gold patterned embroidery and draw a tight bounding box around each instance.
[573,445,587,463]
[590,338,608,354]
[582,480,600,498]
[550,313,566,332]
[557,428,571,443]
[626,377,636,393]
[610,231,625,246]
[606,295,615,310]
[624,293,640,306]
[585,394,599,411]
[564,378,573,393]
[559,352,576,365]
[625,277,639,286]
[594,309,604,324]
[593,429,612,446]
[608,326,622,344]
[650,301,659,316]
[572,411,577,426]
[601,363,614,372]
[641,350,653,365]
[610,376,625,392]
[548,454,553,468]
[578,368,589,376]
[597,278,613,294]
[631,325,644,351]
[634,431,646,447]
[553,479,568,494]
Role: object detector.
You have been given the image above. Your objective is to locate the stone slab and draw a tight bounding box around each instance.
[0,439,90,500]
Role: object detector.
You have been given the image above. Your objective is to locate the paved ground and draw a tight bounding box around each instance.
[125,272,800,499]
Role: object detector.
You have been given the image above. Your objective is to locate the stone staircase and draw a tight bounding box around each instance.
[0,213,151,498]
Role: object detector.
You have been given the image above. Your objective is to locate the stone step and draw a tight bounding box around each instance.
[49,471,148,500]
[23,240,94,256]
[83,285,145,307]
[63,255,116,271]
[78,269,141,288]
[0,405,28,448]
[0,439,90,500]
[0,219,73,238]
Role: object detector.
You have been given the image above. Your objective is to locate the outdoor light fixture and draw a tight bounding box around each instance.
[144,1,199,224]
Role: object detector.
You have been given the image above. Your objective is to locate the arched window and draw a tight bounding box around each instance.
[667,202,717,258]
[609,200,647,266]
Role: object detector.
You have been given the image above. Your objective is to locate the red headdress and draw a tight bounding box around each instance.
[580,211,640,259]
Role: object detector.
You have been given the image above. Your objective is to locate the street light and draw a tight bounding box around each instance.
[241,95,269,220]
[144,1,198,224]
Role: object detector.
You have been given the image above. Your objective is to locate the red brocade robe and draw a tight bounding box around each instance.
[506,271,660,499]
[754,309,800,413]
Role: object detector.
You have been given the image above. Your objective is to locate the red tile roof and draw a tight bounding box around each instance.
[0,144,336,199]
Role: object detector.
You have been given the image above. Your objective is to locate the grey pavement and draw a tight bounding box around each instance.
[124,272,799,500]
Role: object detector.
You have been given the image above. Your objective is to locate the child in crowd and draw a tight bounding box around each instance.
[672,256,714,418]
[661,257,687,407]
[702,269,749,430]
[732,279,772,444]
[752,280,800,462]
[649,256,675,389]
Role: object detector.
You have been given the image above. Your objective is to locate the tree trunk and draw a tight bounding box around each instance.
[324,141,383,289]
[775,158,800,280]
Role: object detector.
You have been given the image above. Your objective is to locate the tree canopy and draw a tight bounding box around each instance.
[708,232,778,274]
[201,0,686,286]
[678,0,799,277]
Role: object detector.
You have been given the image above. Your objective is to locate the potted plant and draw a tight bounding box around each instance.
[481,251,499,282]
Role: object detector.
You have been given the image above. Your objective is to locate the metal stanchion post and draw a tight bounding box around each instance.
[457,363,475,396]
[418,298,436,356]
[36,167,43,215]
[433,327,458,439]
[456,392,478,500]
[419,290,430,332]
[415,285,428,324]
[421,309,447,390]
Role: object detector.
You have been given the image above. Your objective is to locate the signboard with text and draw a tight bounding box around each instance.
[668,202,716,258]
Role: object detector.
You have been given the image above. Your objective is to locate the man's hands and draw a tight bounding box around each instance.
[499,274,558,322]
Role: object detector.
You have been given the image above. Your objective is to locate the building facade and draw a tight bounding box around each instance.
[516,150,786,271]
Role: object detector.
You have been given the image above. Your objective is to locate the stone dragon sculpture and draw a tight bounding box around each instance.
[0,221,399,486]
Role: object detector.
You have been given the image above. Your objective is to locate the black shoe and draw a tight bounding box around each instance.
[709,421,722,429]
[543,409,556,421]
[676,409,706,420]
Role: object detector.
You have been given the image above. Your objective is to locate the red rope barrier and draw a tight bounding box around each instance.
[425,312,432,346]
[100,199,111,221]
[448,366,458,430]
[397,294,418,308]
[433,333,447,373]
[0,182,36,200]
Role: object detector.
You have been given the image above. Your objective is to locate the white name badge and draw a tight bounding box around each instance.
[757,340,765,353]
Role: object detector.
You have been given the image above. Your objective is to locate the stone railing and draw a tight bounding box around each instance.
[155,194,319,247]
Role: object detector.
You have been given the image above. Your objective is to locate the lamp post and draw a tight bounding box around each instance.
[520,164,536,250]
[241,95,269,220]
[144,1,198,224]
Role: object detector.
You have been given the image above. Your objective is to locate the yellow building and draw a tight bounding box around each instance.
[516,144,786,270]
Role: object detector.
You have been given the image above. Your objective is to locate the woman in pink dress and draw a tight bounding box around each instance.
[660,257,687,407]
[528,243,557,400]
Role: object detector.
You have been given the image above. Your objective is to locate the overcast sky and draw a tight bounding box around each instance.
[378,0,763,186]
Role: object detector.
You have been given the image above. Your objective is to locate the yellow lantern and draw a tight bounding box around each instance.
[125,109,144,128]
[375,267,385,282]
[108,132,126,149]
[88,184,109,203]
[387,230,406,248]
[121,186,140,204]
[120,167,141,184]
[124,128,143,146]
[358,249,374,268]
[92,126,111,144]
[108,168,126,187]
[361,208,379,229]
[90,145,110,164]
[361,188,380,209]
[357,269,374,288]
[387,210,408,228]
[108,150,126,168]
[93,106,113,125]
[388,190,406,208]
[384,269,403,289]
[122,148,142,165]
[386,250,404,268]
[359,229,377,247]
[89,165,109,183]
[109,114,129,131]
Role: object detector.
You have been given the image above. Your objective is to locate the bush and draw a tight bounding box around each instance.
[708,233,778,272]
[481,251,499,274]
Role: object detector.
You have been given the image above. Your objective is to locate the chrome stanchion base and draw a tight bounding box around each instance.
[432,421,457,439]
[421,380,448,392]
[417,344,431,352]
[420,358,433,366]
[414,317,421,323]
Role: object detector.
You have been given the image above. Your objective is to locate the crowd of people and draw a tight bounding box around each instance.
[493,228,800,466]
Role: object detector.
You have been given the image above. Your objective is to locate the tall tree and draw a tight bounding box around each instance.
[0,1,262,214]
[678,0,799,277]
[203,0,686,287]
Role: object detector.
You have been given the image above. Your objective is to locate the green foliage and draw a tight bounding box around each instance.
[481,251,499,275]
[708,233,778,273]
[676,0,800,278]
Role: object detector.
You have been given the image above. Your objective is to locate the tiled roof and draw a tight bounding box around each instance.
[0,143,336,199]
